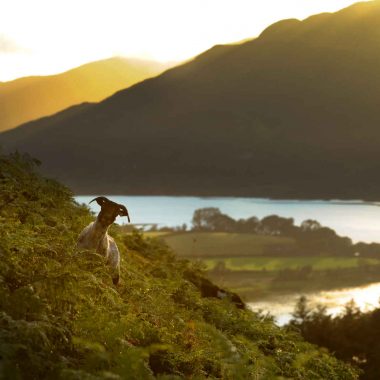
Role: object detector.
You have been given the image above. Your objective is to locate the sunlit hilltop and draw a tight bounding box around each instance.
[0,0,368,81]
[0,57,172,131]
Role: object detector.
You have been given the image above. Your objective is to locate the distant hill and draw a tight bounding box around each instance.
[0,57,172,131]
[2,1,380,199]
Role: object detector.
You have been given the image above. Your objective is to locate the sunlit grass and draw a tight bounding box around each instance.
[158,232,296,257]
[204,257,380,271]
[142,231,171,239]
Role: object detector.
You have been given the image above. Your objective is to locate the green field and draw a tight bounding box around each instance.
[203,256,380,271]
[143,231,172,239]
[143,231,380,298]
[147,231,380,271]
[155,232,296,257]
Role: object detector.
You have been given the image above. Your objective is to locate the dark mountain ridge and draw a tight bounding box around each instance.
[2,1,380,199]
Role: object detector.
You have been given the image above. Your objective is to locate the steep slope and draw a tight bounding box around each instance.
[0,57,171,131]
[0,152,359,379]
[2,1,380,199]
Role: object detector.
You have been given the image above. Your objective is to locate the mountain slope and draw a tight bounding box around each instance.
[0,57,171,131]
[2,1,380,199]
[0,152,358,379]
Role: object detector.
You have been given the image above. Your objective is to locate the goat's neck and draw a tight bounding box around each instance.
[91,218,110,242]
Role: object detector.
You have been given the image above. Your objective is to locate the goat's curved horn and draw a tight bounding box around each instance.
[89,196,108,205]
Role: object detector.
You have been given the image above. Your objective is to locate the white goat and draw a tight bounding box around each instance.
[76,196,130,285]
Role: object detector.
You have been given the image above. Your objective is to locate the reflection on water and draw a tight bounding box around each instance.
[249,282,380,326]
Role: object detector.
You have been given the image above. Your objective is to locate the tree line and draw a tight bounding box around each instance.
[189,208,380,258]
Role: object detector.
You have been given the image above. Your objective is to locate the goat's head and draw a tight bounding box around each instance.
[90,196,130,226]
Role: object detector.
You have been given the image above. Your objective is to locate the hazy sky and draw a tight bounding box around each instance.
[0,0,368,81]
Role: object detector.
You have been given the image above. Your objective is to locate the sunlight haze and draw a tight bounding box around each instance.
[0,0,370,81]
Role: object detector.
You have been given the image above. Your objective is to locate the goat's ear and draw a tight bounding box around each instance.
[89,196,107,206]
[118,206,131,223]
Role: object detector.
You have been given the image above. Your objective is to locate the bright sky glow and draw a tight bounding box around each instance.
[0,0,369,81]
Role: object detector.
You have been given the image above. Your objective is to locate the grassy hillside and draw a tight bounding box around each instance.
[3,1,380,199]
[0,57,171,132]
[0,152,358,379]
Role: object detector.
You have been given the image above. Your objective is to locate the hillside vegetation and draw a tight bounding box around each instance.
[3,1,380,199]
[0,57,170,132]
[0,152,358,379]
[289,297,380,379]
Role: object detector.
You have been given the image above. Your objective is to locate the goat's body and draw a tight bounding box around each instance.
[76,196,130,285]
[77,220,120,284]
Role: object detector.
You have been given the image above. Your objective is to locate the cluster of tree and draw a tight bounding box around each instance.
[191,208,380,258]
[288,297,380,379]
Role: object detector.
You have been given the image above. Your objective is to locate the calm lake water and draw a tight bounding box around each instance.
[75,195,380,324]
[75,195,380,243]
[248,282,380,326]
